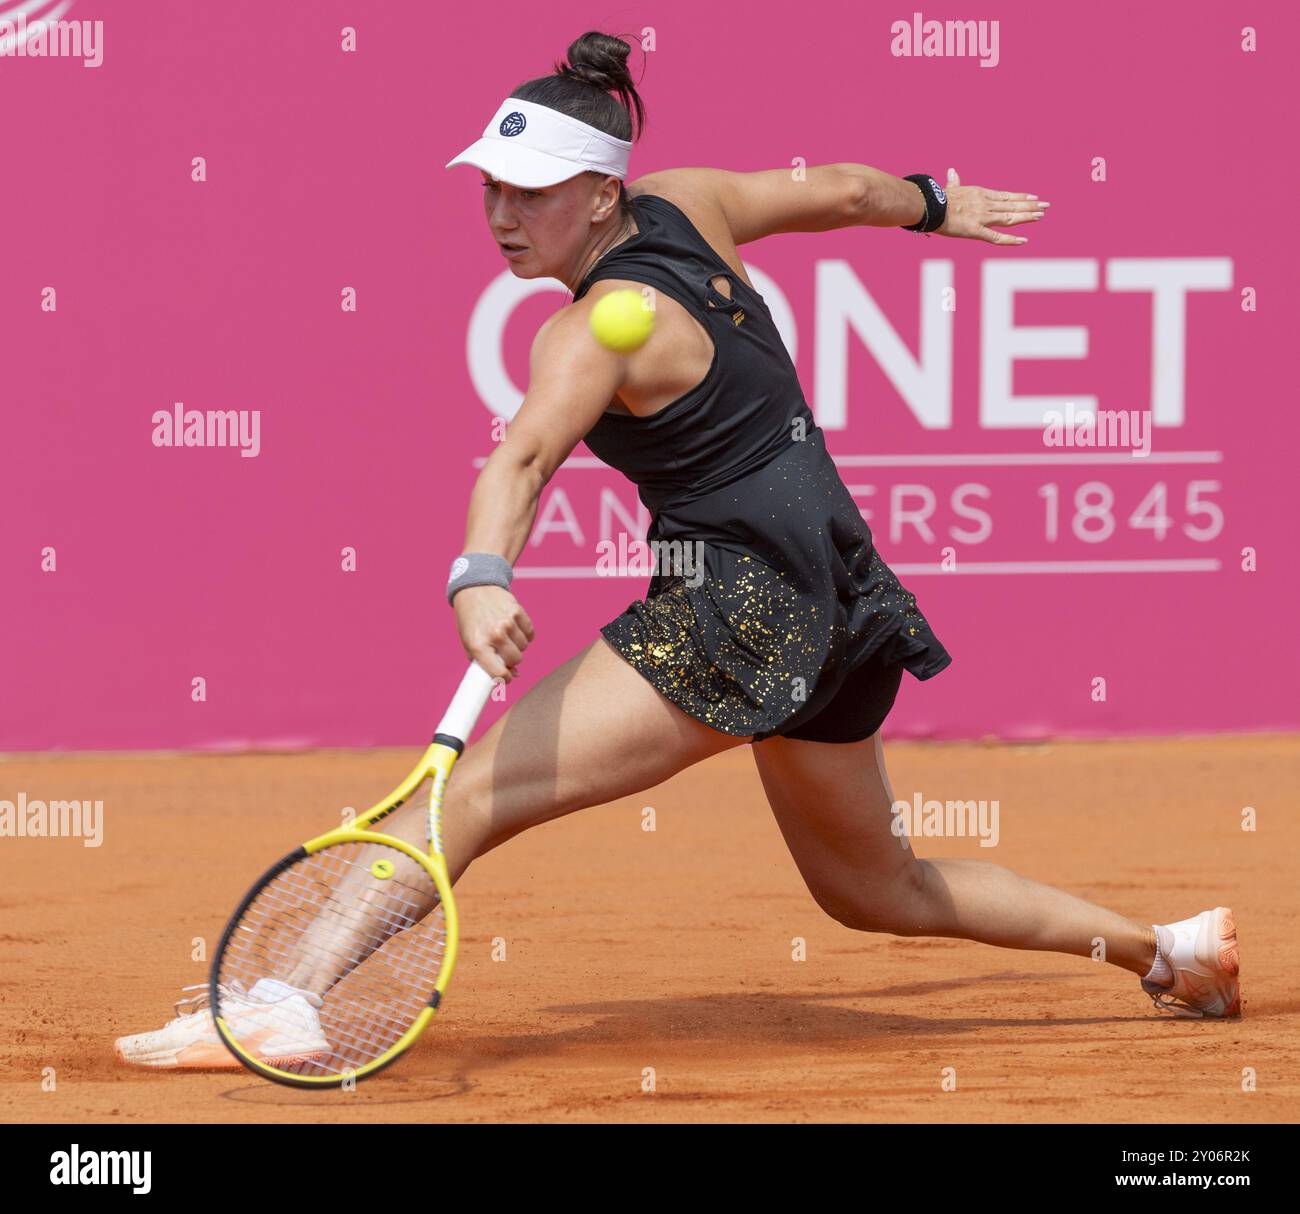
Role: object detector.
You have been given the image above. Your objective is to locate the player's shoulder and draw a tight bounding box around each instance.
[542,278,641,344]
[530,305,580,362]
[530,291,629,368]
[627,169,742,266]
[628,168,730,217]
[536,288,608,343]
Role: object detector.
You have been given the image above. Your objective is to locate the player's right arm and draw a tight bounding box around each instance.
[642,165,1046,246]
[453,303,627,681]
[638,164,911,242]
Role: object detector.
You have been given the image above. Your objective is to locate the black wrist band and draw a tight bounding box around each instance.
[901,173,947,233]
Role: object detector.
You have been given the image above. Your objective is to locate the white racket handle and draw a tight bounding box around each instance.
[434,661,498,747]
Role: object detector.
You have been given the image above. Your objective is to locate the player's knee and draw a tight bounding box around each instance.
[810,884,887,933]
[817,897,877,932]
[811,862,926,934]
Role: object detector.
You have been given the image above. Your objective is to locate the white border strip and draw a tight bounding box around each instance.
[513,559,1222,578]
[474,451,1224,470]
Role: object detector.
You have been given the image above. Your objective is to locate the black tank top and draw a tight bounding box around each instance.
[573,192,951,706]
[576,194,815,518]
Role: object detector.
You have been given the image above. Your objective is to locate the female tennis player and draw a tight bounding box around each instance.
[116,30,1237,1069]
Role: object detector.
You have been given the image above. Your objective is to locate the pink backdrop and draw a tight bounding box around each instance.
[3,0,1295,751]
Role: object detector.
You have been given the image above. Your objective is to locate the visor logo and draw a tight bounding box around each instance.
[500,112,527,137]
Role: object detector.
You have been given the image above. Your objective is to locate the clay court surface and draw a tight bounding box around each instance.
[2,735,1296,1124]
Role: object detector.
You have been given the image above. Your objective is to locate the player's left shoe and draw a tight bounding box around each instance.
[1140,906,1241,1018]
[114,978,330,1068]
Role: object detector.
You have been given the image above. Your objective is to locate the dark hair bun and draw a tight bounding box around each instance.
[524,29,645,143]
[558,30,634,93]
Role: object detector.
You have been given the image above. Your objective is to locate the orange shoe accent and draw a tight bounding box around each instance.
[175,1027,328,1070]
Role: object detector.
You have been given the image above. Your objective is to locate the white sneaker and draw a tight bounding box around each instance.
[1140,906,1242,1018]
[114,978,331,1069]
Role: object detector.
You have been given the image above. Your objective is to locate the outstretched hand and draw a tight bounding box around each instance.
[935,167,1049,245]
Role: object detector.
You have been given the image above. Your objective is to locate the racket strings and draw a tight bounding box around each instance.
[217,830,449,1078]
[245,870,440,976]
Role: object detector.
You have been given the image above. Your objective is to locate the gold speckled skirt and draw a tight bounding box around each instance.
[599,544,950,740]
[600,552,825,738]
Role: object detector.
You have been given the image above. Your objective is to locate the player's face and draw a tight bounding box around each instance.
[480,171,615,283]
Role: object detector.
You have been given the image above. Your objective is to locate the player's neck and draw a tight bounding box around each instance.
[568,214,638,294]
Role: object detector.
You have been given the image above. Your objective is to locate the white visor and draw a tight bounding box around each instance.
[445,97,632,189]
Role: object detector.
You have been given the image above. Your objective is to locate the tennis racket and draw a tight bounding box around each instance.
[210,660,497,1087]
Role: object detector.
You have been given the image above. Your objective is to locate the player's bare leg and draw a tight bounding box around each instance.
[751,730,1160,976]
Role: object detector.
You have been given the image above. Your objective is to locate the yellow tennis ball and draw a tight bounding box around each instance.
[589,288,655,352]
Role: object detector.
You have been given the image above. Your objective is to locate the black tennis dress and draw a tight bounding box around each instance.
[574,193,951,743]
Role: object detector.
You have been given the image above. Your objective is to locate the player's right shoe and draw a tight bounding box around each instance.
[1140,906,1241,1018]
[114,978,331,1069]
